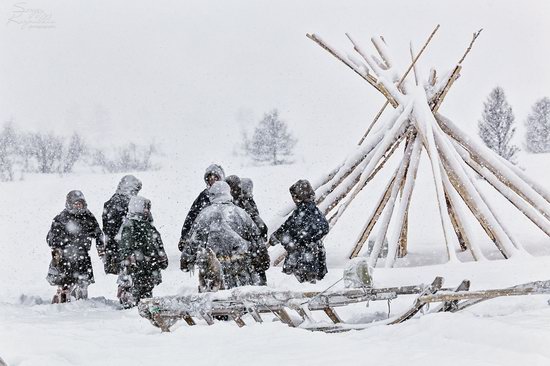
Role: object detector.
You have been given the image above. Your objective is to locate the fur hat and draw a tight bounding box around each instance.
[225,175,242,200]
[289,179,315,203]
[116,175,142,196]
[240,178,254,198]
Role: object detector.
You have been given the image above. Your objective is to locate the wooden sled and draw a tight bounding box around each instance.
[137,278,550,333]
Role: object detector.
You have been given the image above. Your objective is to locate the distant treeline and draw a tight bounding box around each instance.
[0,122,159,181]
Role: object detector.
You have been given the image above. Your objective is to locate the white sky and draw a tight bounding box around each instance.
[1,0,549,164]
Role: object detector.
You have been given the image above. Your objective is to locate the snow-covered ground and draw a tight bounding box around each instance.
[1,153,550,365]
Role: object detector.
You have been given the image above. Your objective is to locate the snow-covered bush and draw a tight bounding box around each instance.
[0,123,159,178]
[478,87,519,162]
[93,142,159,173]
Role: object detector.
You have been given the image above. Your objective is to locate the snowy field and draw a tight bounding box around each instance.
[1,153,550,366]
[1,1,550,364]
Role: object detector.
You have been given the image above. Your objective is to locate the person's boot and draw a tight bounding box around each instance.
[72,283,89,300]
[52,287,62,304]
[59,288,69,303]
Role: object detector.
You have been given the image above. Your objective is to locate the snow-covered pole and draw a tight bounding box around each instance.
[323,125,410,220]
[431,29,482,112]
[385,137,422,266]
[353,24,440,145]
[452,140,550,236]
[349,166,399,259]
[439,161,487,261]
[316,128,386,208]
[368,135,417,267]
[411,93,461,262]
[433,124,524,258]
[306,33,398,107]
[436,113,550,221]
[329,102,414,226]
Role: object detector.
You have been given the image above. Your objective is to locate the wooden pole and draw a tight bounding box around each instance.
[439,161,486,261]
[368,136,417,267]
[384,136,422,267]
[436,113,550,221]
[327,130,406,223]
[349,167,399,258]
[317,129,385,207]
[354,24,440,145]
[454,141,550,236]
[306,33,398,107]
[431,29,482,112]
[412,104,460,262]
[433,125,523,258]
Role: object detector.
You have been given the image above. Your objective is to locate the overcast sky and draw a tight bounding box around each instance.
[1,0,549,163]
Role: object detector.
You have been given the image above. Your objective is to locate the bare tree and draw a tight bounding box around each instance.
[0,122,18,181]
[93,142,159,173]
[62,132,87,173]
[245,109,297,165]
[28,132,64,173]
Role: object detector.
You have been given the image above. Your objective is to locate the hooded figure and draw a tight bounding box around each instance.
[102,175,142,274]
[46,190,104,303]
[178,164,225,252]
[269,180,329,283]
[236,177,270,285]
[225,175,244,206]
[117,196,168,308]
[182,181,260,290]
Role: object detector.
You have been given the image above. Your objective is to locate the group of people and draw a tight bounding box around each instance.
[46,164,330,307]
